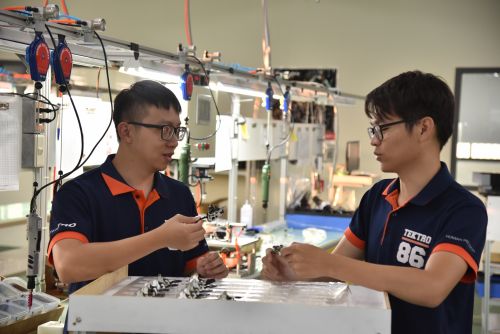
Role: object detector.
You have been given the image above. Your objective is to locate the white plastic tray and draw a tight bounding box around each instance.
[32,292,60,312]
[9,297,44,316]
[0,282,21,302]
[2,277,28,294]
[0,310,11,327]
[0,302,28,321]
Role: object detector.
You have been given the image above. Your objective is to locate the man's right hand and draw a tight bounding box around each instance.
[161,214,205,251]
[261,248,298,282]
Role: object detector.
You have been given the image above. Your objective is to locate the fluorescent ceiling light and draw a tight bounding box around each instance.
[471,143,500,160]
[456,142,471,159]
[119,58,181,83]
[119,65,181,84]
[209,81,265,98]
[209,81,282,99]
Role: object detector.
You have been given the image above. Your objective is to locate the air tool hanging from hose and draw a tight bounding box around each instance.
[179,117,191,185]
[261,82,274,209]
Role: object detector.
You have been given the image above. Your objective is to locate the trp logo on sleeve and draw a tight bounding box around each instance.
[50,222,77,234]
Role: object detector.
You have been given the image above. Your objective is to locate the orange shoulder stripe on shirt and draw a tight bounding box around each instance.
[344,227,366,250]
[47,231,89,266]
[432,243,478,283]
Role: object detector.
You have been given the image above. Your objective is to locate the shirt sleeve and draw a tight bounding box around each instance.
[431,203,487,283]
[47,181,93,264]
[345,190,372,250]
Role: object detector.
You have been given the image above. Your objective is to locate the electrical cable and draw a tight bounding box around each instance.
[57,14,82,21]
[2,6,27,11]
[49,19,82,26]
[187,174,198,187]
[261,0,271,72]
[198,181,203,208]
[60,0,70,15]
[0,92,59,124]
[6,10,32,16]
[0,92,60,113]
[186,55,221,141]
[73,30,114,169]
[96,67,101,98]
[331,105,339,181]
[265,76,295,162]
[54,94,64,197]
[28,24,87,212]
[46,25,84,167]
[33,27,114,206]
[184,0,193,46]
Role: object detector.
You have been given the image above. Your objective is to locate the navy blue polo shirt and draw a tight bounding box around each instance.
[48,154,208,293]
[345,162,487,334]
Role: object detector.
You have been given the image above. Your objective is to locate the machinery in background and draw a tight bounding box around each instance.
[202,205,260,278]
[169,80,216,188]
[177,117,191,185]
[24,8,59,306]
[261,82,274,209]
[474,172,500,196]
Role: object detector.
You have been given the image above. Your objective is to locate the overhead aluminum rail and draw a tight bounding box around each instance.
[0,9,363,105]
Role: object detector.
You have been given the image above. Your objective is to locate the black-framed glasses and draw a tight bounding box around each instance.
[127,121,187,141]
[367,119,407,141]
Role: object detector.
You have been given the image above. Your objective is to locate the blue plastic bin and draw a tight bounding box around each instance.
[476,274,500,298]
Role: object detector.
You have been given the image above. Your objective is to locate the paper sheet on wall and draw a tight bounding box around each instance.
[59,96,117,178]
[296,128,310,161]
[214,115,232,172]
[0,96,22,191]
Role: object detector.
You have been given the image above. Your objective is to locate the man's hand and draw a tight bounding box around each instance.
[161,214,205,251]
[196,252,229,279]
[261,248,298,282]
[281,242,333,280]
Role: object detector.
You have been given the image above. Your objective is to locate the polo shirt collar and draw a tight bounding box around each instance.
[153,172,170,199]
[382,162,453,206]
[100,154,170,199]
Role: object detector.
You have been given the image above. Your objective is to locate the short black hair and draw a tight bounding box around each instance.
[365,71,455,149]
[113,80,182,139]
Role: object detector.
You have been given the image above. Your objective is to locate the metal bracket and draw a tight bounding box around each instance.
[130,42,139,60]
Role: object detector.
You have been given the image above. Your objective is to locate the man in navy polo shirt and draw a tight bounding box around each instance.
[48,80,228,294]
[262,71,487,334]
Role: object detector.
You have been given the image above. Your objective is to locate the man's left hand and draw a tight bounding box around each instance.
[197,251,229,279]
[281,242,333,280]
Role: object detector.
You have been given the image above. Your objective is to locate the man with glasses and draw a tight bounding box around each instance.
[262,71,487,334]
[48,80,228,298]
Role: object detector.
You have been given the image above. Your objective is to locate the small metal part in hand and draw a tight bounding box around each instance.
[271,244,284,255]
[205,205,224,222]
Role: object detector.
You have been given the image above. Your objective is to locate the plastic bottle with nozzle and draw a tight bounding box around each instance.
[240,200,253,228]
